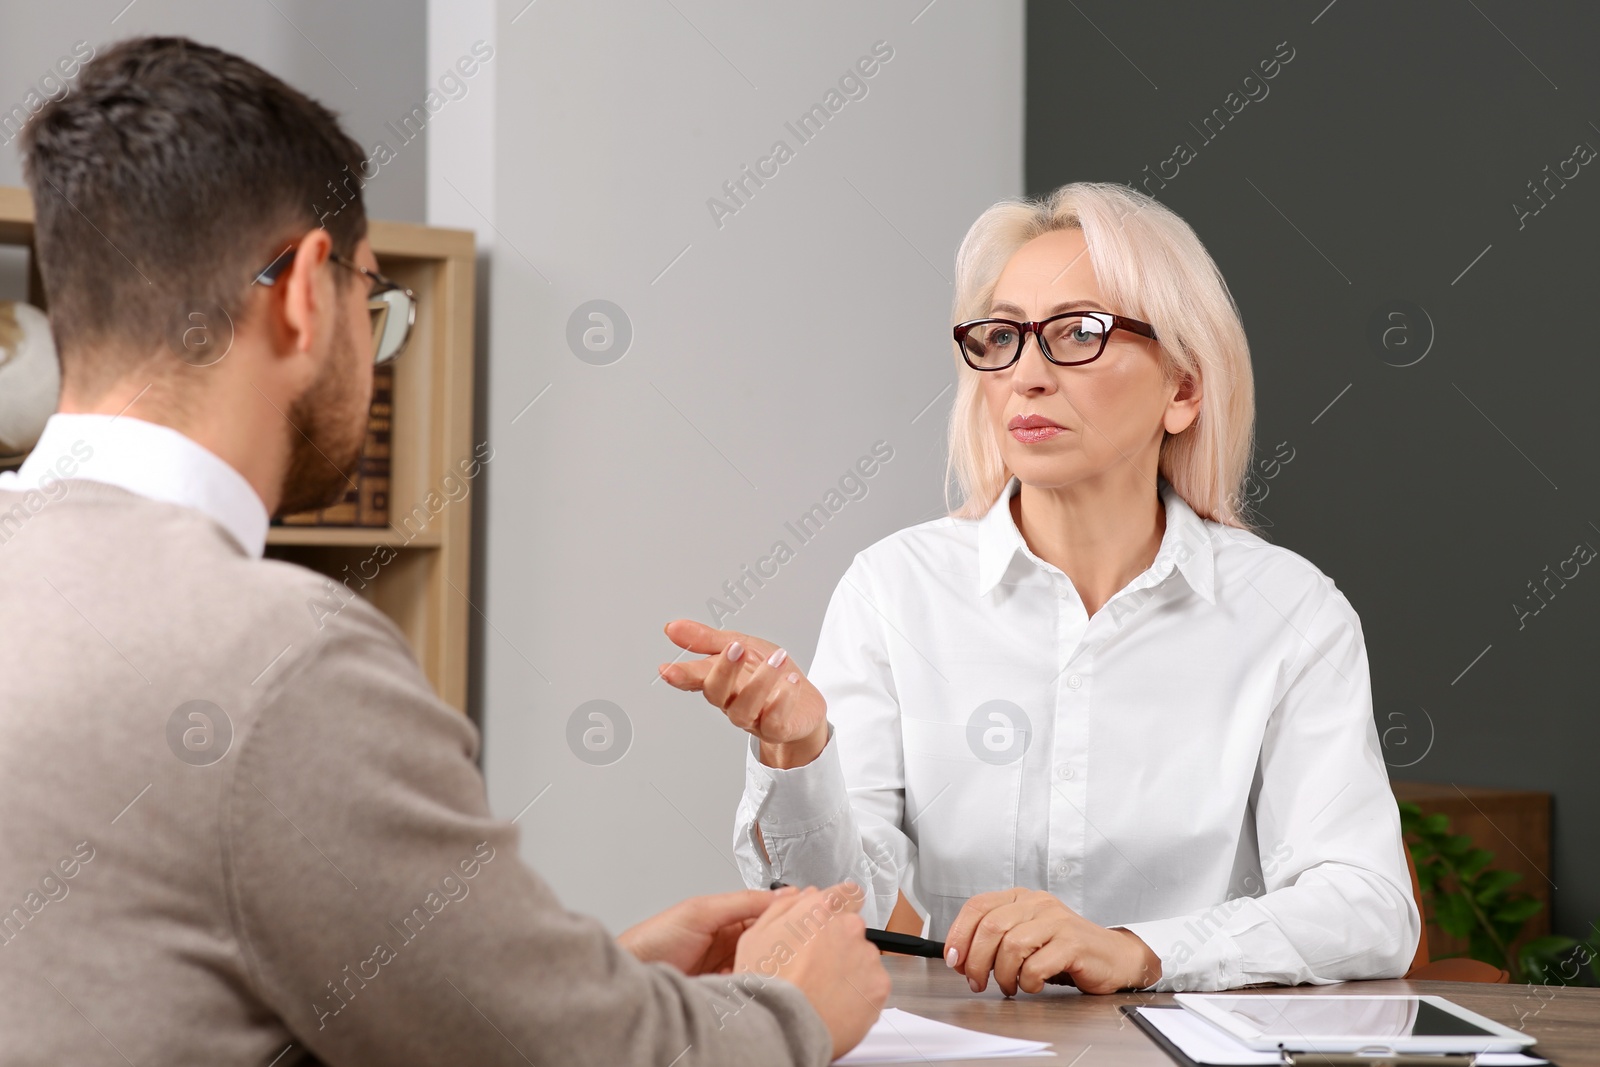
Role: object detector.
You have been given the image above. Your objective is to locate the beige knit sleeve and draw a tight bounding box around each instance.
[221,596,830,1067]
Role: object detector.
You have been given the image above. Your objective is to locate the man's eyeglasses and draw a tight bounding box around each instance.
[954,311,1157,371]
[253,243,417,364]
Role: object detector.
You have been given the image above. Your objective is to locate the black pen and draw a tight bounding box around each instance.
[767,880,1075,985]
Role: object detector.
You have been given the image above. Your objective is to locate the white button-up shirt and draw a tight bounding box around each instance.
[734,474,1419,991]
[0,413,269,558]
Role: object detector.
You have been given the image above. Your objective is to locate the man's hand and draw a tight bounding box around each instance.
[734,882,890,1061]
[658,619,830,769]
[618,889,783,975]
[943,888,1162,995]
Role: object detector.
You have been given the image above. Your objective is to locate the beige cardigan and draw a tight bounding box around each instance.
[0,479,829,1066]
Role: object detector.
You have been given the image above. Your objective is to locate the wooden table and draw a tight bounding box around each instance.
[880,956,1600,1065]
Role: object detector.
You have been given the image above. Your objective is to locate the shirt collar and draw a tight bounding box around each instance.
[0,413,270,559]
[975,474,1216,604]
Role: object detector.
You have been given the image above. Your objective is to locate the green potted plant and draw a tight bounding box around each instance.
[1397,801,1599,984]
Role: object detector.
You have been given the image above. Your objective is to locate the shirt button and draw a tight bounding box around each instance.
[1067,674,1082,689]
[1057,862,1072,878]
[1056,763,1074,781]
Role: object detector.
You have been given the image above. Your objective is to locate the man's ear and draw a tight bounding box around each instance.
[1164,368,1203,435]
[277,228,335,357]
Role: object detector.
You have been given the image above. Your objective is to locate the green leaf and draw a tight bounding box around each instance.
[1520,937,1586,986]
[1474,870,1524,903]
[1441,833,1475,858]
[1491,897,1542,925]
[1434,893,1475,939]
[1422,812,1451,835]
[1457,848,1495,879]
[1523,956,1558,985]
[1520,935,1580,960]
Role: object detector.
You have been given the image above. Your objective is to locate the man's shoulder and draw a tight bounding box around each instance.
[4,483,416,678]
[241,553,403,642]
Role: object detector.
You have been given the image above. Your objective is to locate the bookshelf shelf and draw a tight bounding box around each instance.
[0,187,478,713]
[265,526,444,549]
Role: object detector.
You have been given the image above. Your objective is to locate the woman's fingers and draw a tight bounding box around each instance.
[662,618,735,655]
[658,620,782,696]
[702,639,757,713]
[664,619,777,660]
[658,657,711,691]
[660,621,801,736]
[657,621,822,747]
[724,646,791,731]
[960,898,1038,992]
[990,917,1058,997]
[757,659,817,725]
[1017,936,1078,995]
[942,888,1023,974]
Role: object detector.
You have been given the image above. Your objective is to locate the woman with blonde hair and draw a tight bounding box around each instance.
[661,181,1419,996]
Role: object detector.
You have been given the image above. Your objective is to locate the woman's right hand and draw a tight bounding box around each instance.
[659,620,830,769]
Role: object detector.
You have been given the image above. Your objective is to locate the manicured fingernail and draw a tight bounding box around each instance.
[787,672,800,684]
[945,947,959,968]
[767,647,788,668]
[968,978,980,993]
[727,642,743,662]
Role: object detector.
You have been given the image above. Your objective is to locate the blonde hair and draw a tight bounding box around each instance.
[945,181,1256,529]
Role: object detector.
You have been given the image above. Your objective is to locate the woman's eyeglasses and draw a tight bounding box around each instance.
[954,311,1157,371]
[253,243,417,364]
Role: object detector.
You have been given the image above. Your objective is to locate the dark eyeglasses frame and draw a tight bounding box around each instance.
[953,310,1158,371]
[252,242,417,364]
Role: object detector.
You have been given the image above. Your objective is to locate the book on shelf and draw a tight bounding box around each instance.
[274,362,391,528]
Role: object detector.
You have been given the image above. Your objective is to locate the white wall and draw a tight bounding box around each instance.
[438,0,1024,930]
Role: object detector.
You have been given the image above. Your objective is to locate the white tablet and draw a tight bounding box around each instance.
[1173,994,1537,1054]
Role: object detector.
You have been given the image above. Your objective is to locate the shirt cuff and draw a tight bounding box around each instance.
[743,724,852,836]
[1117,914,1242,992]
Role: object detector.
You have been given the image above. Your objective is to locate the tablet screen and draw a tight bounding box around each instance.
[1198,997,1495,1039]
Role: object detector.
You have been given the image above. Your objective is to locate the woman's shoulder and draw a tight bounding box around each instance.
[845,512,980,578]
[1203,518,1359,620]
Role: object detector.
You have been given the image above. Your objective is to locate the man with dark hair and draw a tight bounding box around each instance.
[0,36,886,1066]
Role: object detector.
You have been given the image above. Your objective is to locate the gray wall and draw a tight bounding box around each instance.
[466,0,1024,930]
[0,0,426,222]
[1026,1,1599,936]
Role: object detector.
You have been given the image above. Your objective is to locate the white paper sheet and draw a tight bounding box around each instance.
[834,1007,1055,1064]
[1137,1007,1550,1066]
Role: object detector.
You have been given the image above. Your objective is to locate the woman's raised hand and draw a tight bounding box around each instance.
[659,619,830,769]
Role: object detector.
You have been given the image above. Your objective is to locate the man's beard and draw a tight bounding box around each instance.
[275,332,370,518]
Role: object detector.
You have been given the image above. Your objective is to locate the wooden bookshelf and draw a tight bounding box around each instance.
[0,186,477,713]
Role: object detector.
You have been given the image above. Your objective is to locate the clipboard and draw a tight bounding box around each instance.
[1119,1005,1559,1067]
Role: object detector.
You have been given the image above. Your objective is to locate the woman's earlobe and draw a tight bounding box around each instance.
[1164,405,1201,436]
